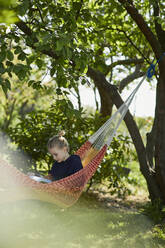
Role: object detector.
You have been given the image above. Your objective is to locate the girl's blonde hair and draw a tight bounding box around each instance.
[47,130,69,151]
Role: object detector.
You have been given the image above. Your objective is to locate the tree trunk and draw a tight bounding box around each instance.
[95,81,113,117]
[87,68,113,116]
[154,73,165,201]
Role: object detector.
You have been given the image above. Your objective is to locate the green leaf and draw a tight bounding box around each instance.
[14,46,22,55]
[66,47,72,59]
[5,78,11,90]
[18,70,27,80]
[0,78,10,95]
[36,59,43,69]
[13,64,27,80]
[1,84,7,95]
[32,81,42,89]
[13,35,20,43]
[0,7,18,24]
[18,52,26,61]
[7,50,14,61]
[50,67,56,77]
[0,77,3,85]
[18,0,30,16]
[0,50,6,62]
[56,40,64,51]
[72,2,82,11]
[56,88,62,95]
[83,65,88,74]
[81,78,86,85]
[6,60,13,67]
[0,62,5,73]
[28,80,35,87]
[7,71,12,78]
[27,55,36,65]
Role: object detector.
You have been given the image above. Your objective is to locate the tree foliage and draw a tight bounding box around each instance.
[0,0,151,95]
[0,0,17,24]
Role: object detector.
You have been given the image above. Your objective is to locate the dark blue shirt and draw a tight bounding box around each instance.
[50,155,83,181]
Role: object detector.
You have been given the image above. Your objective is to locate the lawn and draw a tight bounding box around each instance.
[0,194,164,248]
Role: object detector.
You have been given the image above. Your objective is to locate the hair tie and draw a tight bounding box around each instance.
[58,130,65,137]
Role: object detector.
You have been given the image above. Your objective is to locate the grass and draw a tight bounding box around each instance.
[0,160,165,248]
[87,160,149,210]
[0,193,164,248]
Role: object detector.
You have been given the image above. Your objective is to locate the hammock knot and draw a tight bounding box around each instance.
[147,63,156,79]
[147,52,165,79]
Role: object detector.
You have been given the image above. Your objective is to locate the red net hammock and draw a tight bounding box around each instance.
[0,76,145,207]
[0,142,107,207]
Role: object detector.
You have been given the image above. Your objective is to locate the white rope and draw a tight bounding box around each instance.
[89,73,147,149]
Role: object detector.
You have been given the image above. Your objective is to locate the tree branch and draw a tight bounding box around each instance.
[153,0,165,51]
[105,58,144,76]
[109,55,114,82]
[146,118,157,171]
[93,86,99,111]
[87,67,114,116]
[75,0,84,21]
[36,4,44,23]
[16,20,59,60]
[119,64,145,92]
[107,27,151,64]
[118,0,162,59]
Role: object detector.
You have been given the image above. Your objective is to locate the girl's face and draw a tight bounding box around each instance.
[49,146,68,163]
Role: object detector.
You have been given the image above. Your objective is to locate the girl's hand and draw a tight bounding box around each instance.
[45,174,53,180]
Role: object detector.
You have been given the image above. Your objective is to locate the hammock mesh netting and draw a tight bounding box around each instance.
[0,75,146,207]
[0,142,107,207]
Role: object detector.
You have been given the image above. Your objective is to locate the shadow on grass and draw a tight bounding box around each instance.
[0,194,164,248]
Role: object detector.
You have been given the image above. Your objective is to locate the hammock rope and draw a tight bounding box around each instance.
[90,72,147,150]
[147,52,165,78]
[0,62,156,207]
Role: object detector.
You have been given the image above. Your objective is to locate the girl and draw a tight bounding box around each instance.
[28,131,83,183]
[47,131,83,181]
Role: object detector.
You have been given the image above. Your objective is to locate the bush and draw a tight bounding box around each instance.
[7,98,90,171]
[141,199,165,242]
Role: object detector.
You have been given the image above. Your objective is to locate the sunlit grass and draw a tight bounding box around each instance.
[0,195,164,248]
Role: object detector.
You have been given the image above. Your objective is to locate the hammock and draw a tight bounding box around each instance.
[0,73,147,208]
